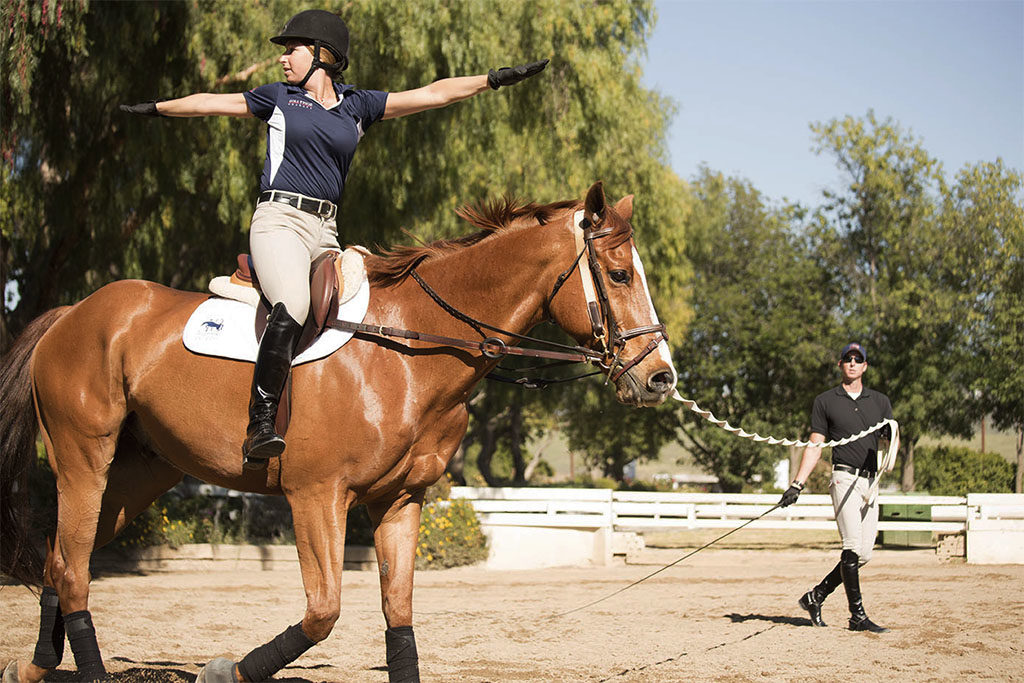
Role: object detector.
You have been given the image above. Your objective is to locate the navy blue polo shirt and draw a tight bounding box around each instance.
[810,385,894,471]
[244,82,389,204]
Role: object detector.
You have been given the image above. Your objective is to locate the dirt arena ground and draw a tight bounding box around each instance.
[2,546,1022,682]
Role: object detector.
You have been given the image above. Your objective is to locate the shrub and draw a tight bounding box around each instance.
[113,490,294,549]
[914,445,1015,496]
[114,503,196,550]
[416,476,488,569]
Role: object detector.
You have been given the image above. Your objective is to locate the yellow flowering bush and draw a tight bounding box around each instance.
[114,505,196,549]
[415,475,488,570]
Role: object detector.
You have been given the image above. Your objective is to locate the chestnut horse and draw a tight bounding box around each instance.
[0,182,676,682]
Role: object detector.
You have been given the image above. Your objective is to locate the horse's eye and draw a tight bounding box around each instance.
[609,270,630,284]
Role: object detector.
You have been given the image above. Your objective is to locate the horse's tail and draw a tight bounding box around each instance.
[1,306,71,588]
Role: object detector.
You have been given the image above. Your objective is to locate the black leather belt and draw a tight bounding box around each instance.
[258,190,337,220]
[833,463,875,479]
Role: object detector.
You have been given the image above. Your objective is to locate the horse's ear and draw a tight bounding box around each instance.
[584,181,606,221]
[614,194,634,221]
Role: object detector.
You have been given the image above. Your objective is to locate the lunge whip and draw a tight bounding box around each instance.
[550,503,782,618]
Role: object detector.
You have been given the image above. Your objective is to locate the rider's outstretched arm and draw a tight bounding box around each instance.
[121,93,252,118]
[382,59,548,120]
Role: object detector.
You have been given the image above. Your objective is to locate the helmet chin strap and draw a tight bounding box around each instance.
[295,39,342,88]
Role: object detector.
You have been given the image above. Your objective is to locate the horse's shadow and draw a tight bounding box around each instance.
[725,612,810,627]
[22,657,370,681]
[34,666,196,681]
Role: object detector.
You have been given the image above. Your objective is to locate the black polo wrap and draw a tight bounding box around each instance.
[237,622,315,682]
[385,626,420,682]
[65,610,106,677]
[31,586,65,669]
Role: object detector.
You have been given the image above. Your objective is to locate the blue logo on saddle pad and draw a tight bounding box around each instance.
[200,318,224,334]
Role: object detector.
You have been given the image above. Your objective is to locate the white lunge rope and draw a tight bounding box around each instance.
[670,390,900,478]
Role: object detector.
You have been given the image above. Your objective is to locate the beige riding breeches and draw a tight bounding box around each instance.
[248,202,340,324]
[830,469,879,565]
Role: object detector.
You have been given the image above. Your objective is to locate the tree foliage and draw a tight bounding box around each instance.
[809,111,980,490]
[942,161,1024,491]
[671,169,837,491]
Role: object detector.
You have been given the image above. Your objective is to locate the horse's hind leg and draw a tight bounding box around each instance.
[5,540,66,683]
[368,492,425,683]
[12,419,182,683]
[41,430,116,680]
[198,481,354,682]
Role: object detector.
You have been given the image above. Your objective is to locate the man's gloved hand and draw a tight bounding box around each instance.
[119,101,163,117]
[487,59,549,90]
[779,481,803,507]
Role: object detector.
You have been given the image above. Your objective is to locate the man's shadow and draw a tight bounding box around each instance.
[726,612,810,627]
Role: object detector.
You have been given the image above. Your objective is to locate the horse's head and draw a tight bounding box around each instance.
[548,182,678,407]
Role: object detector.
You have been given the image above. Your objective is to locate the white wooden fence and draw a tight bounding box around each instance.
[450,487,1024,567]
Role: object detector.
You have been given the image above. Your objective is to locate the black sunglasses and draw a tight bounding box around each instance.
[841,355,865,364]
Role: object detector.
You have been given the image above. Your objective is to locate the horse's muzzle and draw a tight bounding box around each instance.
[615,366,674,407]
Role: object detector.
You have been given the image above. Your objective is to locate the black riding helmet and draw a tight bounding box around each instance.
[271,10,349,86]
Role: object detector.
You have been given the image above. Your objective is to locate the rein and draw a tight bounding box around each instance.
[327,318,602,364]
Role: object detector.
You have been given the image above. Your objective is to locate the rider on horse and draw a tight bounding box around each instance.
[122,9,548,471]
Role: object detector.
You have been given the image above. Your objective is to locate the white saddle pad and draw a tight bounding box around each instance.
[182,278,370,366]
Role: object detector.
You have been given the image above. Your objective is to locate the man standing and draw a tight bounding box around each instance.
[779,342,895,632]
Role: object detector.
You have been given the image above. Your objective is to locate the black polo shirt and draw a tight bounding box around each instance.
[810,385,894,471]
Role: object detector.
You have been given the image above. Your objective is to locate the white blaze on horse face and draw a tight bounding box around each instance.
[631,246,678,385]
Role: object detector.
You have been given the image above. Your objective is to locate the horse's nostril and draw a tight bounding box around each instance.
[648,371,673,391]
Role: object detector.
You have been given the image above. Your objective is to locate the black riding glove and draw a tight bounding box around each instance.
[487,59,549,89]
[779,482,803,507]
[119,101,163,117]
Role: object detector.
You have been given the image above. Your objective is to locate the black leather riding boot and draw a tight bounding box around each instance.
[840,549,889,633]
[799,559,843,627]
[242,303,302,469]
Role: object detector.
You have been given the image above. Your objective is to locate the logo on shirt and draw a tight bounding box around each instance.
[288,98,314,110]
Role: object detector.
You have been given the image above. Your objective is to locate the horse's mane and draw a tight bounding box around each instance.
[365,197,581,286]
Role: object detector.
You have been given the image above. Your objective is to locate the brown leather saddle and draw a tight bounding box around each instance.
[229,251,344,436]
[233,252,342,354]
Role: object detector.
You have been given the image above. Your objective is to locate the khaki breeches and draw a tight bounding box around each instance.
[248,202,340,324]
[830,469,879,565]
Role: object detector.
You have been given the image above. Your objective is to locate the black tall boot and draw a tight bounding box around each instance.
[840,549,889,633]
[242,303,303,469]
[799,559,843,627]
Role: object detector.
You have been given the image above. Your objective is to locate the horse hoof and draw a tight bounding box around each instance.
[195,658,238,683]
[2,661,20,683]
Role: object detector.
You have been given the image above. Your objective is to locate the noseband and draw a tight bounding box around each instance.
[548,210,668,383]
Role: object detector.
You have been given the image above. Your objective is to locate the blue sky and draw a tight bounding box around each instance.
[642,0,1024,207]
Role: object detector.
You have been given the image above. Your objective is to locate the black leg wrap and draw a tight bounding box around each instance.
[385,626,420,683]
[32,586,66,669]
[65,610,106,679]
[237,623,315,683]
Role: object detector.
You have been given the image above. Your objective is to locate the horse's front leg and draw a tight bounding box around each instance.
[368,491,424,683]
[197,481,354,683]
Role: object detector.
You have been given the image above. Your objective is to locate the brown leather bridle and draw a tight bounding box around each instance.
[548,209,668,383]
[330,208,668,385]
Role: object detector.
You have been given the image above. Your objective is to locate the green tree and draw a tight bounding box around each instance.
[2,0,290,348]
[941,161,1024,492]
[672,168,838,491]
[810,111,976,491]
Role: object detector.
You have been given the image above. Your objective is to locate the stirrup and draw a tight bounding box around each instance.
[242,430,286,469]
